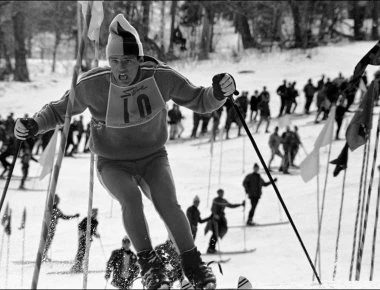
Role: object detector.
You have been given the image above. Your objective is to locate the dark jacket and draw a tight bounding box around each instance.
[204,197,241,239]
[303,83,317,97]
[186,205,211,227]
[78,217,99,238]
[243,172,270,199]
[105,249,139,289]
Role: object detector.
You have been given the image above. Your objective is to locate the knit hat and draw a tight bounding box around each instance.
[193,195,200,203]
[106,14,144,59]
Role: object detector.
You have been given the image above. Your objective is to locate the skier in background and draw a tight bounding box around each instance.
[205,189,245,254]
[243,163,276,226]
[71,208,99,272]
[42,194,80,261]
[105,236,140,289]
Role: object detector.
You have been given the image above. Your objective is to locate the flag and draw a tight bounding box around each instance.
[346,80,377,151]
[300,149,320,183]
[330,143,349,177]
[1,204,11,236]
[39,127,59,180]
[238,276,253,289]
[79,1,104,42]
[353,40,380,82]
[278,114,292,129]
[314,106,336,150]
[19,207,26,230]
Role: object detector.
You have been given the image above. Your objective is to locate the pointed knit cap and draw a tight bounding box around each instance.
[106,14,144,58]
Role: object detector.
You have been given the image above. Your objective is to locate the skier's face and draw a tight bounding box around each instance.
[109,55,140,86]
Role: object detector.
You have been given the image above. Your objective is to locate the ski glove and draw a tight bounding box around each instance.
[14,118,39,140]
[212,73,237,100]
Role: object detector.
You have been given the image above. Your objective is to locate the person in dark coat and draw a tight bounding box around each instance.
[303,78,317,114]
[19,143,38,190]
[186,195,211,240]
[243,163,276,225]
[249,90,259,122]
[205,189,244,254]
[105,236,140,289]
[71,208,100,273]
[256,86,271,133]
[276,80,287,117]
[42,195,80,261]
[335,97,347,140]
[279,126,293,174]
[168,104,184,140]
[73,115,85,153]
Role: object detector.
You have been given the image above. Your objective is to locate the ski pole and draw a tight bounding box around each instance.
[0,140,22,213]
[228,93,322,285]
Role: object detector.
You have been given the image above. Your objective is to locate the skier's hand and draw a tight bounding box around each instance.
[14,118,39,140]
[212,73,237,100]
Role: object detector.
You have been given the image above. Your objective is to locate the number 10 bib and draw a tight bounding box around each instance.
[106,77,166,128]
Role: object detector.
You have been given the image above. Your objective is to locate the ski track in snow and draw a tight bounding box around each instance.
[0,40,380,289]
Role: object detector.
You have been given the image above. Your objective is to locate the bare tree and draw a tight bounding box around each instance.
[371,0,379,40]
[12,1,30,82]
[168,0,178,55]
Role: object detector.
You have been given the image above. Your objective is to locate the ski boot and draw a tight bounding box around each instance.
[137,249,171,289]
[181,247,216,289]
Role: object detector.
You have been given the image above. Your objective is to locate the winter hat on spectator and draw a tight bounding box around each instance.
[106,14,144,59]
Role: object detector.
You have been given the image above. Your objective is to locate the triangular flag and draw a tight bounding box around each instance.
[300,149,320,183]
[79,1,104,42]
[238,276,253,289]
[346,80,377,151]
[353,40,380,82]
[330,143,349,177]
[278,114,292,129]
[19,207,26,230]
[39,127,59,180]
[314,106,336,150]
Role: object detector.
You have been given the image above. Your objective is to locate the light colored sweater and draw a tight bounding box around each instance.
[34,58,225,160]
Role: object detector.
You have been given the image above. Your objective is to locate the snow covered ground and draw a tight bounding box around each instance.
[1,40,380,289]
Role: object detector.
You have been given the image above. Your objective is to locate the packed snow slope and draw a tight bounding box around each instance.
[1,40,380,289]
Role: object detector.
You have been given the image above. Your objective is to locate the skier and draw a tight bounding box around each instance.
[205,189,244,254]
[14,14,235,289]
[42,195,80,261]
[256,86,271,133]
[105,236,140,289]
[243,163,276,226]
[71,208,100,273]
[186,195,211,240]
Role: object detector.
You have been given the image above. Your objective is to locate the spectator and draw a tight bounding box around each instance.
[268,126,283,171]
[186,195,211,240]
[243,163,275,225]
[289,126,302,167]
[168,104,184,140]
[335,97,347,140]
[249,90,259,122]
[303,78,317,114]
[73,115,85,153]
[279,126,292,174]
[105,236,140,289]
[256,86,271,133]
[19,143,38,190]
[276,80,287,117]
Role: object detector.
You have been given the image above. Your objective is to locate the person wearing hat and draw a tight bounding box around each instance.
[14,13,236,289]
[105,236,139,289]
[186,196,211,240]
[42,194,80,262]
[204,189,245,254]
[71,208,100,273]
[243,163,277,226]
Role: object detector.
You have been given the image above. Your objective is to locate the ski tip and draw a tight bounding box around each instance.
[181,278,195,289]
[238,276,253,289]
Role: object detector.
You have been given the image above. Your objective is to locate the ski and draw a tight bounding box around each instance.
[230,221,290,228]
[238,276,253,289]
[180,276,253,289]
[202,248,256,256]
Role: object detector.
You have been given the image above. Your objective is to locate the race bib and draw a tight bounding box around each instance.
[106,77,166,128]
